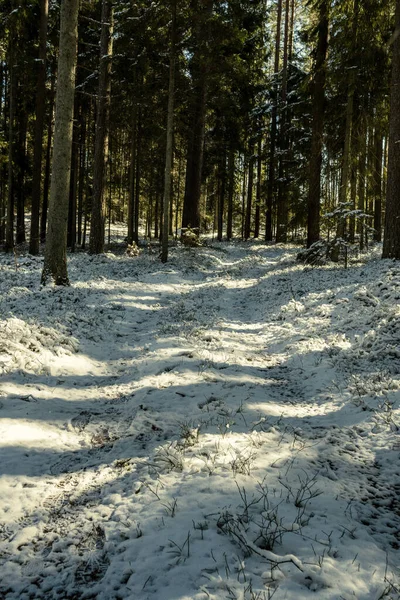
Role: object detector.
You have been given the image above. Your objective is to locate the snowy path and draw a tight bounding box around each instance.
[0,243,399,600]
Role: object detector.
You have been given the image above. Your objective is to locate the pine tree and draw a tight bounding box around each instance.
[382,0,400,259]
[307,0,329,248]
[90,0,114,254]
[41,0,79,285]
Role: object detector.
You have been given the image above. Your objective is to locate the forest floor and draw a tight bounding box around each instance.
[0,239,399,600]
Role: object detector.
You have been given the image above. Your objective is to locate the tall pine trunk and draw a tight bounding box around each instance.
[90,0,114,254]
[373,125,383,242]
[244,142,255,240]
[29,0,48,255]
[254,133,262,239]
[276,0,290,243]
[40,72,55,244]
[161,0,176,263]
[5,19,16,252]
[16,111,27,245]
[334,0,359,256]
[382,0,400,258]
[41,0,79,285]
[226,147,235,240]
[265,0,282,242]
[217,148,226,242]
[307,0,329,247]
[182,0,212,232]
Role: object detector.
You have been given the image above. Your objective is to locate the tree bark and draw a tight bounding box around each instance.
[334,0,359,255]
[40,73,55,244]
[161,0,176,263]
[5,18,16,252]
[182,0,213,231]
[265,0,282,242]
[41,0,79,285]
[15,110,27,245]
[217,148,226,242]
[90,0,114,254]
[307,0,329,247]
[254,132,262,238]
[244,143,255,240]
[29,0,48,255]
[373,125,383,242]
[357,113,367,250]
[226,147,235,240]
[276,0,290,243]
[382,0,400,259]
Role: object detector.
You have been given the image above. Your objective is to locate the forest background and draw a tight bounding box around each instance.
[0,0,399,275]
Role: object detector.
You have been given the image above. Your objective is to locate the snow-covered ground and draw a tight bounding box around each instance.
[0,241,399,600]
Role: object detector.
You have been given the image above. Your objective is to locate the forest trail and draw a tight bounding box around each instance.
[0,242,399,600]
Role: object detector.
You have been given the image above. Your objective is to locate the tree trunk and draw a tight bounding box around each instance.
[77,105,86,246]
[5,23,16,252]
[127,109,137,245]
[373,126,383,242]
[254,133,262,238]
[217,149,226,242]
[29,0,48,255]
[16,111,27,245]
[67,103,79,251]
[382,0,400,258]
[40,73,55,244]
[0,64,5,244]
[244,143,255,240]
[90,0,114,254]
[41,0,79,285]
[334,0,359,254]
[307,0,329,247]
[182,0,213,231]
[265,0,282,242]
[241,156,247,240]
[134,114,141,243]
[276,0,290,243]
[226,147,235,240]
[161,0,176,263]
[357,114,367,250]
[349,149,357,243]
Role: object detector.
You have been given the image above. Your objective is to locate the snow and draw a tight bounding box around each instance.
[0,241,399,600]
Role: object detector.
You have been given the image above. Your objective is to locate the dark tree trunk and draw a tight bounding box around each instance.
[373,126,383,242]
[382,0,400,258]
[90,0,114,254]
[217,149,226,242]
[0,64,5,244]
[254,133,262,238]
[244,143,255,240]
[16,112,27,245]
[307,0,329,247]
[357,113,367,250]
[276,0,290,243]
[226,147,235,240]
[161,0,176,263]
[133,113,141,243]
[77,105,86,246]
[128,109,137,245]
[265,0,282,242]
[5,23,17,252]
[349,149,357,243]
[29,0,48,255]
[334,0,359,256]
[67,103,79,251]
[182,0,213,231]
[241,156,247,240]
[40,74,55,244]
